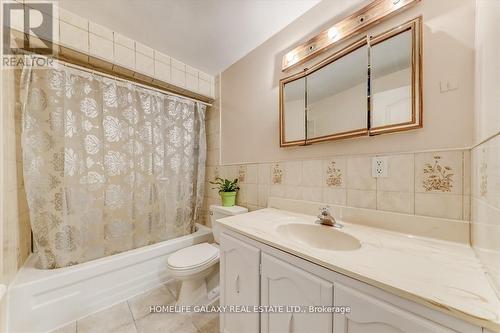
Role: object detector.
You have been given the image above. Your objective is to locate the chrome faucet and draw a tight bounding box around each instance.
[316,206,343,229]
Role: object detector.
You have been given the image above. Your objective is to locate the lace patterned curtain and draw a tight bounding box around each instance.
[20,57,206,269]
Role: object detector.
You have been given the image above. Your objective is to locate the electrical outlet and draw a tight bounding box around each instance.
[372,156,388,178]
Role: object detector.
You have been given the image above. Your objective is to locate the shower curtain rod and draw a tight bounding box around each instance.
[26,53,213,107]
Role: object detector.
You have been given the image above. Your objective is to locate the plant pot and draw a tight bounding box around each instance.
[220,191,237,207]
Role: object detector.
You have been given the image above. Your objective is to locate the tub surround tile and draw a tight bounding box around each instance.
[59,21,89,53]
[114,43,135,70]
[135,52,154,77]
[89,23,113,40]
[89,33,114,62]
[114,33,135,49]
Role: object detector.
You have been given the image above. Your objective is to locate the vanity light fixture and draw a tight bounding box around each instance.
[281,0,420,71]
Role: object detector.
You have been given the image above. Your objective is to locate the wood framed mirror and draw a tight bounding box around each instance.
[279,16,423,147]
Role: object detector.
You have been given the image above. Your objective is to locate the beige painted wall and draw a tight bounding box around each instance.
[220,0,475,164]
[471,0,500,294]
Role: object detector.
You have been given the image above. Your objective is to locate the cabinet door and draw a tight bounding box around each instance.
[261,253,333,333]
[334,283,459,333]
[220,232,261,333]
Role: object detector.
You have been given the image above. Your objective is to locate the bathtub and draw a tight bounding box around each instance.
[8,223,213,333]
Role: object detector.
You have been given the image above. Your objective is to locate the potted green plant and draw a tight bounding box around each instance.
[210,177,240,207]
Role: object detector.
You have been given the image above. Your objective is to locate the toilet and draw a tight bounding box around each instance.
[167,205,248,305]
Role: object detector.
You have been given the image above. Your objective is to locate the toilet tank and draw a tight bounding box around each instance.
[210,205,248,243]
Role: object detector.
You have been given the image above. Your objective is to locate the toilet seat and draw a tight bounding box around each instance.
[167,243,219,273]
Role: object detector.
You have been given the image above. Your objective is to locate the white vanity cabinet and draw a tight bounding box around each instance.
[261,253,333,333]
[219,230,484,333]
[220,232,261,333]
[333,283,459,333]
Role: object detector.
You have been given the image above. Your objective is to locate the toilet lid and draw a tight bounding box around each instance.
[167,243,219,270]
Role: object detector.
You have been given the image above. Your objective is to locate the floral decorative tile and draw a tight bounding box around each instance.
[271,163,283,185]
[325,161,343,187]
[415,151,463,194]
[422,156,454,192]
[238,165,246,183]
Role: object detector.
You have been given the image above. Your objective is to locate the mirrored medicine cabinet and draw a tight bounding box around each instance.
[279,17,422,147]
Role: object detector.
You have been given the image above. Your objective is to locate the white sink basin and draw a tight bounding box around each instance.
[276,223,361,251]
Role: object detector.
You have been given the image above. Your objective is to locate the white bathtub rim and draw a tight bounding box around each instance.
[11,223,212,288]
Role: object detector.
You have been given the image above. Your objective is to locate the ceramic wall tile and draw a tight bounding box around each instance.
[284,161,302,186]
[59,8,88,29]
[271,163,283,185]
[186,73,198,92]
[377,154,414,192]
[301,160,322,187]
[245,164,258,184]
[487,135,500,208]
[60,21,89,53]
[89,22,113,40]
[377,191,414,214]
[347,190,377,209]
[270,184,285,198]
[199,79,211,97]
[135,42,154,58]
[154,60,170,83]
[415,151,463,195]
[114,44,135,69]
[323,158,346,188]
[347,157,376,190]
[258,184,269,207]
[89,34,113,62]
[322,188,347,205]
[259,163,271,185]
[285,185,302,200]
[301,186,322,202]
[171,66,186,88]
[135,52,154,77]
[415,193,463,220]
[237,165,246,183]
[246,184,258,206]
[114,33,135,49]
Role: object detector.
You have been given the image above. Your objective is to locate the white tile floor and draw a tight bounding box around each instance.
[50,281,219,333]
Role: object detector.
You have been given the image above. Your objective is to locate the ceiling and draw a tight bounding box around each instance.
[59,0,321,75]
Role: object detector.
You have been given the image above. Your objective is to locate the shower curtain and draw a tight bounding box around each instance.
[20,57,206,269]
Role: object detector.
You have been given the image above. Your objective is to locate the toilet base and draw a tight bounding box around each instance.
[176,276,208,305]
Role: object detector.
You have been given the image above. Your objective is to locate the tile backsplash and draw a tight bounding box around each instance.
[203,149,470,223]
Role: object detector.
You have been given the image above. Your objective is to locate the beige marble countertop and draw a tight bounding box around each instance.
[218,208,500,332]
